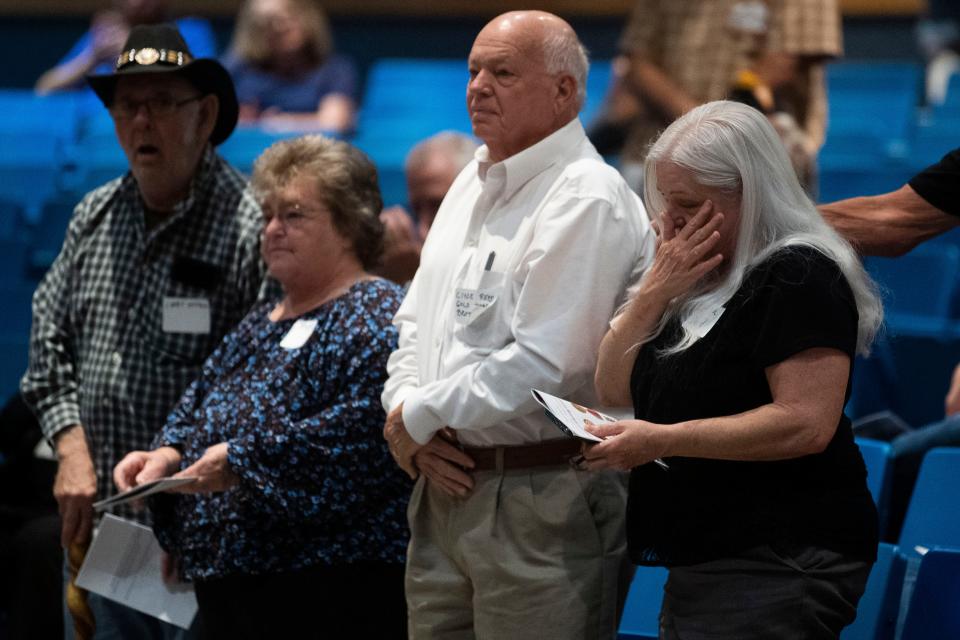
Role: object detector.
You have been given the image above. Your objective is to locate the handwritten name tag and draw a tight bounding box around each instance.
[682,305,726,340]
[162,297,211,334]
[280,318,318,349]
[454,288,497,324]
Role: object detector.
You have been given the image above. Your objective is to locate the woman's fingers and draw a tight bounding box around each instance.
[675,200,714,241]
[658,210,677,241]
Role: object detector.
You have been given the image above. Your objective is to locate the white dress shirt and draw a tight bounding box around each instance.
[382,118,655,446]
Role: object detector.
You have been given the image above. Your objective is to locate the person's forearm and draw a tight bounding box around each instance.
[35,53,97,95]
[660,349,847,461]
[315,94,355,133]
[594,285,670,406]
[659,401,835,462]
[626,57,698,121]
[820,185,958,257]
[54,424,89,460]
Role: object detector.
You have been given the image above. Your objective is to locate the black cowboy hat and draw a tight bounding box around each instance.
[87,23,238,145]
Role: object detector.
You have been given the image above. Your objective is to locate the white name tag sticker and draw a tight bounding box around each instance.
[682,305,726,339]
[280,318,317,349]
[454,288,497,324]
[162,297,211,334]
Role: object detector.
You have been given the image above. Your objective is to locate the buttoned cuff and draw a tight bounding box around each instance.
[401,389,446,445]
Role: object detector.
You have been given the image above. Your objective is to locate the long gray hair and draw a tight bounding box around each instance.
[642,100,882,355]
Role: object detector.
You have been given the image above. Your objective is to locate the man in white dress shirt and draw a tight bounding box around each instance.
[382,11,655,639]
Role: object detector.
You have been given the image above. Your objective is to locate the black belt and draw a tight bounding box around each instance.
[461,439,582,472]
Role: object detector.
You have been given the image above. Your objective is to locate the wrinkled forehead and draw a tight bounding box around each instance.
[470,18,545,65]
[113,74,198,99]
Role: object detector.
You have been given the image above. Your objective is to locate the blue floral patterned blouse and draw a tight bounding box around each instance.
[150,279,410,581]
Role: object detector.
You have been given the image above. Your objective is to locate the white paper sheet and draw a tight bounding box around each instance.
[76,514,198,629]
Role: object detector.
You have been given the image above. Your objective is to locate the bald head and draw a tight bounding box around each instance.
[405,132,478,240]
[484,12,588,106]
[467,11,588,161]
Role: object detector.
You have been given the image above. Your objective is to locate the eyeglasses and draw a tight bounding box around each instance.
[108,94,204,121]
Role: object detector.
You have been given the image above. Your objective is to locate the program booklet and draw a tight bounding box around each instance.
[531,389,669,469]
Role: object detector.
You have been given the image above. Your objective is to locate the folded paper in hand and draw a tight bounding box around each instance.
[531,389,669,470]
[93,477,197,512]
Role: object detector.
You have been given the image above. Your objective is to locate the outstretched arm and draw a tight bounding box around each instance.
[820,184,956,257]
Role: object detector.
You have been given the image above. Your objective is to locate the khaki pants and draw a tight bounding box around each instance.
[405,466,631,640]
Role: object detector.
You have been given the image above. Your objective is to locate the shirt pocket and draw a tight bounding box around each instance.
[453,270,511,349]
[146,281,223,367]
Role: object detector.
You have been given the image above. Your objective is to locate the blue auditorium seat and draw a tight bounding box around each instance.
[0,239,30,287]
[62,130,128,197]
[617,566,667,639]
[819,62,922,202]
[581,60,611,128]
[0,89,79,140]
[907,118,960,173]
[29,197,76,275]
[856,437,893,536]
[898,447,960,558]
[825,62,921,146]
[841,543,905,640]
[847,335,960,430]
[0,197,26,240]
[864,243,960,335]
[0,132,68,221]
[0,91,81,218]
[218,127,303,176]
[899,547,960,640]
[0,335,29,402]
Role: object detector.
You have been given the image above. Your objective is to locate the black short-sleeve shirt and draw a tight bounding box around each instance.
[627,246,878,567]
[908,148,960,218]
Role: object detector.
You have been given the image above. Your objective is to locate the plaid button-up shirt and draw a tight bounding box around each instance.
[21,147,268,522]
[619,0,841,162]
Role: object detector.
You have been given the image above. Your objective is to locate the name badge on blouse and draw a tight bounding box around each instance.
[454,287,497,324]
[281,318,317,349]
[162,297,211,334]
[682,305,726,340]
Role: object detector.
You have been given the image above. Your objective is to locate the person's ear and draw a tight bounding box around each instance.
[554,74,577,115]
[197,94,219,142]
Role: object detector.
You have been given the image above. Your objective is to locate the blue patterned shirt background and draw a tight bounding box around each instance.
[151,278,411,580]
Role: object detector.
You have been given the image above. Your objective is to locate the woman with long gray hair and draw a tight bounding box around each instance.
[587,100,883,638]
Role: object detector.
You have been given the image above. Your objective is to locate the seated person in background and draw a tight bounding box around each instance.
[224,0,357,134]
[588,100,883,638]
[35,0,216,95]
[114,136,409,639]
[377,131,478,284]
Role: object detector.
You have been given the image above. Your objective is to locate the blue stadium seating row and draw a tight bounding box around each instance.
[819,61,960,202]
[3,58,960,403]
[1,59,957,215]
[616,446,960,639]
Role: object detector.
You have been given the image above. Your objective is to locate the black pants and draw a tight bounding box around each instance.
[194,563,407,640]
[660,544,873,639]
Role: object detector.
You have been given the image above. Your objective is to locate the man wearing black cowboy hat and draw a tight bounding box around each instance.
[21,23,269,638]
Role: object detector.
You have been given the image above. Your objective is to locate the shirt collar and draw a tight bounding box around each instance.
[475,118,584,201]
